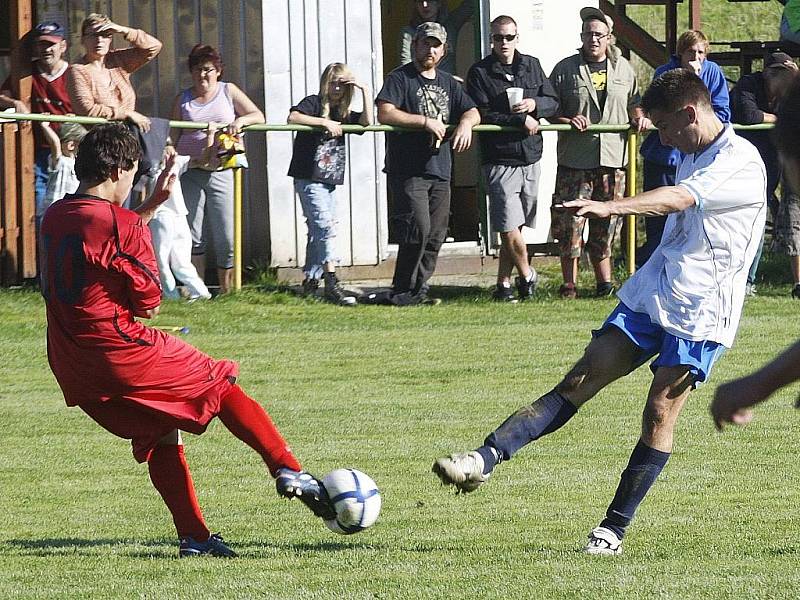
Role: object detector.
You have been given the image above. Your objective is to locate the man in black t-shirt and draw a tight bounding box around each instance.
[374,21,480,306]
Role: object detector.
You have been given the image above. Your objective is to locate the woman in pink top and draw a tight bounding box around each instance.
[66,13,161,132]
[170,44,264,294]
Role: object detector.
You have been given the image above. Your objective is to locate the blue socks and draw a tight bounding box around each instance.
[601,440,671,539]
[476,390,578,474]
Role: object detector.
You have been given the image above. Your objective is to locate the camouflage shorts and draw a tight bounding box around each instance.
[550,166,626,261]
[772,193,800,256]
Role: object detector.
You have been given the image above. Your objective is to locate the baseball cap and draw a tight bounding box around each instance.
[32,22,66,44]
[765,51,794,69]
[415,21,447,44]
[579,7,613,32]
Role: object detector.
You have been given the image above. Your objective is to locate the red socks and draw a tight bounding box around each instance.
[147,444,209,541]
[217,384,302,476]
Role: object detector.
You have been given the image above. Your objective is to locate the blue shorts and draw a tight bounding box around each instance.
[593,303,727,386]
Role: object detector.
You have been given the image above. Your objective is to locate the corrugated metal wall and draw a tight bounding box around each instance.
[38,0,270,267]
[263,0,387,269]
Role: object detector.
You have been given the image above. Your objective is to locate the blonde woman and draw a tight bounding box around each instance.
[287,63,373,305]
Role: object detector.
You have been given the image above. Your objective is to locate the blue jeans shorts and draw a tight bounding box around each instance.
[593,302,727,386]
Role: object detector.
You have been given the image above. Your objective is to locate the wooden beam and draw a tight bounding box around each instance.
[666,0,678,56]
[9,0,34,281]
[601,0,668,67]
[689,0,702,30]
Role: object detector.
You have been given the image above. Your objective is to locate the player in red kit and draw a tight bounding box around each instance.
[40,123,334,558]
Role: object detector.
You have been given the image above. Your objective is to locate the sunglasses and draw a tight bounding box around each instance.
[581,32,610,41]
[492,34,518,43]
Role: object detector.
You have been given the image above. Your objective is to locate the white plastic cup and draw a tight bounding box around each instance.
[506,87,524,108]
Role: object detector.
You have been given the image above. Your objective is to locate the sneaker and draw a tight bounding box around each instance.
[515,269,538,301]
[302,278,320,297]
[584,526,623,556]
[323,273,357,306]
[596,281,615,297]
[792,284,800,299]
[275,468,336,520]
[745,283,757,297]
[432,451,490,494]
[417,294,442,306]
[492,283,517,303]
[179,533,237,558]
[559,282,577,299]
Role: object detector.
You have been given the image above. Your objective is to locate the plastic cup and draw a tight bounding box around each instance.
[506,87,524,108]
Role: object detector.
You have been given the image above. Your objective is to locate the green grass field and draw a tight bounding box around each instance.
[2,264,800,599]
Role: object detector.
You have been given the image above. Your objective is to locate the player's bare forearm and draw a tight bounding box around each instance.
[566,186,695,218]
[751,340,800,400]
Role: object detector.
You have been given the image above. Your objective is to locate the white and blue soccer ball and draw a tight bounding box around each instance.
[322,468,381,535]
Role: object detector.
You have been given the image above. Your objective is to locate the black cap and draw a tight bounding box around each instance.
[765,51,794,69]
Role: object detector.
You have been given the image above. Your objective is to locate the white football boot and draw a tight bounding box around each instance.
[432,451,490,493]
[585,526,623,556]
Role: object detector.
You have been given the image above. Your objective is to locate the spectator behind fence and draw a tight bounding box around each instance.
[399,0,474,77]
[548,7,647,299]
[287,62,374,306]
[171,44,265,294]
[780,0,800,44]
[466,14,559,303]
[731,51,799,296]
[638,30,730,267]
[66,14,161,133]
[37,120,87,222]
[711,78,800,430]
[0,22,73,214]
[372,22,480,306]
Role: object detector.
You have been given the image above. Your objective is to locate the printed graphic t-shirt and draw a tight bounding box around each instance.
[287,94,363,185]
[588,59,607,111]
[376,62,476,181]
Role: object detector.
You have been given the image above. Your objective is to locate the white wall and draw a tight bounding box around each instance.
[483,0,596,244]
[263,0,387,269]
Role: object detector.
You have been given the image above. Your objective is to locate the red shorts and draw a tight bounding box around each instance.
[78,374,235,463]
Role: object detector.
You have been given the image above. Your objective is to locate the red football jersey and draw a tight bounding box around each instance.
[40,194,237,427]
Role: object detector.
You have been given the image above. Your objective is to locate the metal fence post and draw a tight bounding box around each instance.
[626,130,638,276]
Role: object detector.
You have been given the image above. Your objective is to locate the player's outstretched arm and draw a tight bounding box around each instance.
[711,340,800,430]
[135,154,177,225]
[562,185,695,219]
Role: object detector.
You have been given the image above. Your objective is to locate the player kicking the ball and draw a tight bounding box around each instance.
[433,69,767,555]
[40,123,335,558]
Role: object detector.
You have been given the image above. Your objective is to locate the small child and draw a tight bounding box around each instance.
[38,121,87,223]
[146,149,213,302]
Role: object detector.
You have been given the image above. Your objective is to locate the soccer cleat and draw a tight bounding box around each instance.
[515,269,538,301]
[584,526,623,556]
[275,468,337,520]
[793,284,800,299]
[323,273,357,306]
[179,533,237,558]
[492,283,518,303]
[432,451,490,494]
[745,283,757,297]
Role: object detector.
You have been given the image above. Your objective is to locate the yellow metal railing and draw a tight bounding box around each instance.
[1,112,776,290]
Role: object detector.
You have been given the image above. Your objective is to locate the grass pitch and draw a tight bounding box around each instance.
[2,269,800,599]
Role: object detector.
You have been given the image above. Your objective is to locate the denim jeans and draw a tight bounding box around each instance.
[295,179,338,279]
[34,148,51,219]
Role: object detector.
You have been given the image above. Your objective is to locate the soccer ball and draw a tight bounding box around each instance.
[322,468,381,535]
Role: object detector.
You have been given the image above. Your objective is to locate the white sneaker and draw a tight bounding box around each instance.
[585,526,623,556]
[432,451,490,493]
